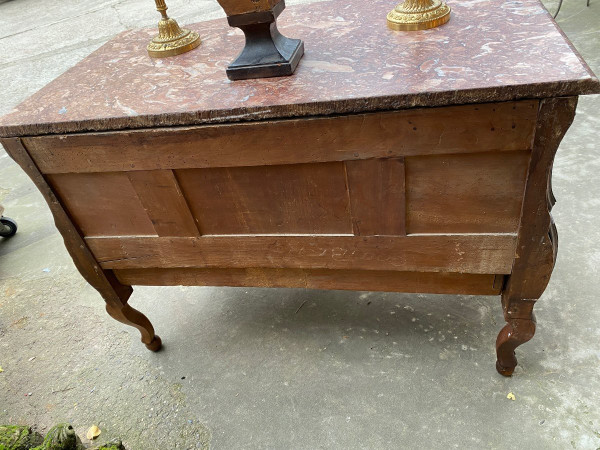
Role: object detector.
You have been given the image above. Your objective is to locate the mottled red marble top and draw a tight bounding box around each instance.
[1,0,598,137]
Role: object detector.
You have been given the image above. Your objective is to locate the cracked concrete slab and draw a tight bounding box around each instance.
[0,0,599,449]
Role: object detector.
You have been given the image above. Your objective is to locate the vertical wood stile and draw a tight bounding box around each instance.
[345,158,406,236]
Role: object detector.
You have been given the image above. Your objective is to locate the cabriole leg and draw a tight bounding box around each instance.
[1,137,162,352]
[494,97,578,376]
[106,302,162,351]
[496,304,536,376]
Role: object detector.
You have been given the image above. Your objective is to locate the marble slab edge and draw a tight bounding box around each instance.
[2,0,600,139]
[1,78,598,139]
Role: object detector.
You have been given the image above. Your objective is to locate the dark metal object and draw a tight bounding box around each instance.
[0,216,17,237]
[225,1,304,81]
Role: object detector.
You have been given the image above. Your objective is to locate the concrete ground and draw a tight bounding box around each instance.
[0,0,599,448]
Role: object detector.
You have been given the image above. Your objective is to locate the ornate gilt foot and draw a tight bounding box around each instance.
[387,0,451,31]
[106,303,162,352]
[495,313,536,376]
[147,0,201,58]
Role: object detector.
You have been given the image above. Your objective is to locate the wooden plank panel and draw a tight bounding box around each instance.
[1,137,132,306]
[87,234,517,274]
[406,151,530,234]
[114,268,504,296]
[48,172,156,237]
[175,162,352,235]
[24,101,538,174]
[346,158,405,236]
[127,170,199,237]
[503,97,578,305]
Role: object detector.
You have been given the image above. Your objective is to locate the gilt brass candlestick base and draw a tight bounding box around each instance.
[387,0,451,31]
[147,0,200,58]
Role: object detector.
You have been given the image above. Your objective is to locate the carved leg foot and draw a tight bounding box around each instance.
[106,303,162,352]
[495,314,536,376]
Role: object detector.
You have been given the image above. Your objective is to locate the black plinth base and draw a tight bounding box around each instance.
[225,1,305,81]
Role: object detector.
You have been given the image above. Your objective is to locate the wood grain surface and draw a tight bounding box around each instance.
[87,234,517,274]
[127,170,200,237]
[48,172,157,237]
[502,97,579,307]
[23,101,537,174]
[346,158,406,236]
[114,268,504,296]
[0,138,132,307]
[406,151,530,234]
[176,162,352,235]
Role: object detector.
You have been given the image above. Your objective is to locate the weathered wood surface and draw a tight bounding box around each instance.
[39,145,532,240]
[0,138,132,307]
[86,234,517,274]
[502,97,578,307]
[127,170,200,237]
[1,138,162,351]
[23,101,537,174]
[405,151,530,234]
[48,172,156,237]
[346,158,406,236]
[176,162,352,235]
[495,97,578,376]
[115,268,504,296]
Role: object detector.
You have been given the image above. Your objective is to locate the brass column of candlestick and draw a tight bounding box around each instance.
[147,0,201,58]
[387,0,451,31]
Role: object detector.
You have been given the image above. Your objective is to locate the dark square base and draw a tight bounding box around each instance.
[226,38,304,81]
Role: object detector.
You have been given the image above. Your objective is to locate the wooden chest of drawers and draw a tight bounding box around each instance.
[1,0,598,375]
